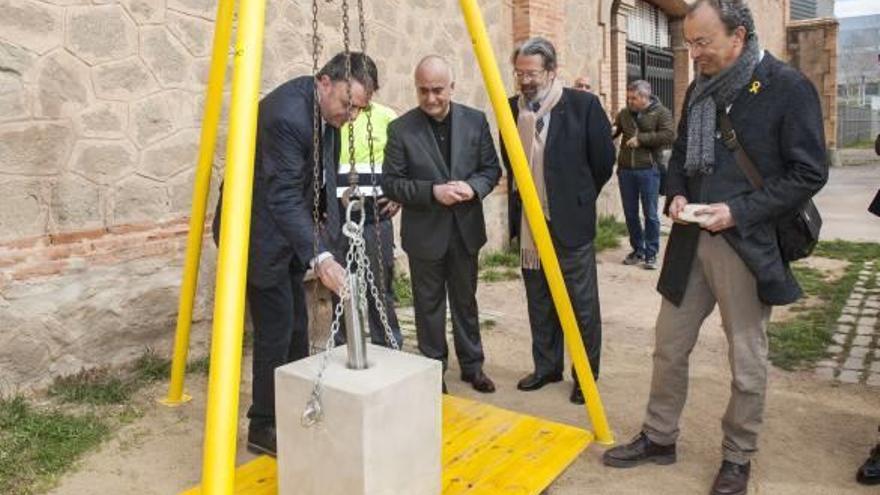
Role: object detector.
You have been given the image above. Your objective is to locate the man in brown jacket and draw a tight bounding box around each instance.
[612,79,675,269]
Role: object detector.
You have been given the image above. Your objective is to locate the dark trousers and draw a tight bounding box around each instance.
[521,237,601,382]
[333,219,403,347]
[408,228,484,376]
[246,262,309,430]
[618,167,661,259]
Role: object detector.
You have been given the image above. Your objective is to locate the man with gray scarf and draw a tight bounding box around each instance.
[500,37,615,405]
[603,2,828,494]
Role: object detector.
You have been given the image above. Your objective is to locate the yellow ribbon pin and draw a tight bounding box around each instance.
[749,80,762,94]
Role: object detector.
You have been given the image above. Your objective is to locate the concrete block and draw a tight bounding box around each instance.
[275,344,442,495]
[814,367,835,380]
[867,374,880,387]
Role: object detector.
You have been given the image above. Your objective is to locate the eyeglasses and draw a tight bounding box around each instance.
[684,37,714,50]
[513,69,547,82]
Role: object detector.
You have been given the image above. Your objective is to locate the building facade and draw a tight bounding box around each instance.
[0,0,800,389]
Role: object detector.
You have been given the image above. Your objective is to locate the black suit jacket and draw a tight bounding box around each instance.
[382,103,501,261]
[501,88,615,248]
[658,53,828,306]
[213,76,340,287]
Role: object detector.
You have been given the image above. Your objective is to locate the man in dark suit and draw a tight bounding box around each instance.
[603,2,828,494]
[501,37,615,405]
[382,55,501,394]
[213,52,378,456]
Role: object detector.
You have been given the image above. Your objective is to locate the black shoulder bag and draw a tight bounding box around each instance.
[718,113,822,262]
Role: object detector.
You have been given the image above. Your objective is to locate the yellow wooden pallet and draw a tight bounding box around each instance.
[183,395,592,494]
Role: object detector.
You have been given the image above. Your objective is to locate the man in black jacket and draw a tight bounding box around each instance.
[382,55,501,394]
[603,2,828,494]
[213,52,377,456]
[501,37,615,405]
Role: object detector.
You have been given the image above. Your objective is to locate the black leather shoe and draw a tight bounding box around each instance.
[517,372,563,391]
[858,444,880,485]
[462,370,496,393]
[711,460,750,495]
[442,380,448,394]
[602,432,676,468]
[247,425,277,457]
[569,384,585,404]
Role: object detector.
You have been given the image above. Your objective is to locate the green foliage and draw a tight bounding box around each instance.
[0,396,108,495]
[594,214,628,253]
[479,268,520,282]
[47,368,135,406]
[479,248,520,269]
[393,272,414,307]
[768,240,877,370]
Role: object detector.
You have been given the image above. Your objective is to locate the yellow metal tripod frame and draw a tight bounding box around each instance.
[168,0,614,492]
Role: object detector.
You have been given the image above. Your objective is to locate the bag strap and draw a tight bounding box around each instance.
[718,111,764,190]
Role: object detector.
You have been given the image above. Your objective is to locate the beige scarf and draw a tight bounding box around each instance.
[516,79,564,270]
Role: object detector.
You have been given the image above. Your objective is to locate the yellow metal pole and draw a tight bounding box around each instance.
[458,0,614,445]
[201,0,266,490]
[161,0,237,407]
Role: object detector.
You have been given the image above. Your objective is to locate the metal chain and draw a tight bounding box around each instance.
[309,0,323,347]
[355,0,393,349]
[301,226,359,427]
[302,0,399,427]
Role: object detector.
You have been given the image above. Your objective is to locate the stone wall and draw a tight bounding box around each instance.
[0,0,794,389]
[0,0,513,390]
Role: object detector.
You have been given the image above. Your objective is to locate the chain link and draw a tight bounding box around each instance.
[302,0,399,427]
[309,0,323,341]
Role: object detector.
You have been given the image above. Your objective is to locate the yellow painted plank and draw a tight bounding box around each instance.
[181,455,276,495]
[181,396,591,495]
[442,396,592,494]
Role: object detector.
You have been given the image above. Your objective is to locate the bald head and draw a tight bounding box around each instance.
[414,55,455,83]
[414,55,455,121]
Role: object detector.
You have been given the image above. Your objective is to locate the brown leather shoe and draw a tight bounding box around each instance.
[711,460,750,495]
[602,432,676,468]
[462,370,496,393]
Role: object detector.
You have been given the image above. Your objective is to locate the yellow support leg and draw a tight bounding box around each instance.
[458,0,614,445]
[200,0,267,491]
[161,0,237,407]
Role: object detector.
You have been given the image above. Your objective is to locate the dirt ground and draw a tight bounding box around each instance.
[45,240,879,495]
[48,163,880,495]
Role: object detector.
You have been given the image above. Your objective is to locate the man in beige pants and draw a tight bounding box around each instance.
[602,1,828,494]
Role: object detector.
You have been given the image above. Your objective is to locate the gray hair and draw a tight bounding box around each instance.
[627,80,652,96]
[511,36,558,72]
[687,0,757,41]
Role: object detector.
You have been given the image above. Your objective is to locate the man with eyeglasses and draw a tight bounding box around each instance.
[603,1,828,493]
[212,52,378,456]
[500,36,615,405]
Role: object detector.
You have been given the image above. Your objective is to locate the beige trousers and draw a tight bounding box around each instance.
[643,231,772,464]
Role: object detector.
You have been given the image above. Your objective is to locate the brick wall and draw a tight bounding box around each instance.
[787,18,839,151]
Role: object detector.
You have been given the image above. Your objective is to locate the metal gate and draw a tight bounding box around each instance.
[626,41,675,115]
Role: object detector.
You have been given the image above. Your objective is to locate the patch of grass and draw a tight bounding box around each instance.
[479,268,520,282]
[595,214,628,253]
[0,396,109,495]
[843,139,879,150]
[393,272,413,307]
[47,368,135,406]
[482,319,497,329]
[813,240,880,263]
[132,350,170,382]
[479,248,520,269]
[186,355,211,375]
[768,239,877,370]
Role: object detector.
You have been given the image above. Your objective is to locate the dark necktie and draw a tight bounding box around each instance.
[321,125,340,241]
[531,101,544,134]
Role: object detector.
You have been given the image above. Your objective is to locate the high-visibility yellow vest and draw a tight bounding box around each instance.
[339,102,397,166]
[337,102,397,197]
